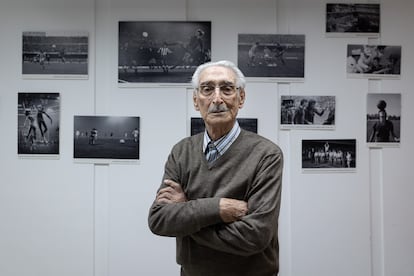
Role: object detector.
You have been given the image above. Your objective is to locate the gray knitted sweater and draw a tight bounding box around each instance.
[148,129,283,276]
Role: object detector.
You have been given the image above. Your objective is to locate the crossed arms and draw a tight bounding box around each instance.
[148,153,283,256]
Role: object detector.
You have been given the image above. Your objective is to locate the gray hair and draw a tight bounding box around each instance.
[191,60,246,89]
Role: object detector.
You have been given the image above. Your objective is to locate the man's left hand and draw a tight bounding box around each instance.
[156,179,187,204]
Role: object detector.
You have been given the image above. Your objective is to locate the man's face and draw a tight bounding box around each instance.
[193,66,245,130]
[379,111,386,123]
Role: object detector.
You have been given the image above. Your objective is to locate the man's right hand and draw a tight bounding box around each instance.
[219,198,248,223]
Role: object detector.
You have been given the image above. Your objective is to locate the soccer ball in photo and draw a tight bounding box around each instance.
[142,31,148,38]
[52,44,56,48]
[119,139,125,144]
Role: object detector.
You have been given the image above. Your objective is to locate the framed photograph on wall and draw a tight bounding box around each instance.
[347,44,401,79]
[280,95,335,130]
[190,117,258,136]
[22,31,89,79]
[118,21,211,86]
[302,139,357,172]
[237,34,305,81]
[325,3,380,37]
[74,116,140,163]
[17,92,60,157]
[366,93,401,148]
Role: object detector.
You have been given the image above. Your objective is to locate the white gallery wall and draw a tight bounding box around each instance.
[0,0,413,275]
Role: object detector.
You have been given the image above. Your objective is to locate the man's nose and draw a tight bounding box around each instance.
[211,87,224,102]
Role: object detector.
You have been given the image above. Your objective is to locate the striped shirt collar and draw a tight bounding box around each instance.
[203,121,241,156]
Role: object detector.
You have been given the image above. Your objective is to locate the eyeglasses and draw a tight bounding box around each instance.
[197,84,240,97]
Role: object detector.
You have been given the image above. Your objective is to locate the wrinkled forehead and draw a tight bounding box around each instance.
[198,66,237,85]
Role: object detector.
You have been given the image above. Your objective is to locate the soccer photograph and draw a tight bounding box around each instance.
[280,95,335,130]
[190,117,258,136]
[326,3,380,37]
[73,116,140,162]
[22,31,88,79]
[118,21,211,85]
[302,139,357,172]
[237,34,305,80]
[17,92,60,156]
[366,93,401,147]
[347,44,401,79]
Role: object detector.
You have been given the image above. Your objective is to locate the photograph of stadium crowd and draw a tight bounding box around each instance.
[237,34,305,79]
[17,92,60,156]
[118,21,211,85]
[326,3,380,36]
[22,31,88,78]
[280,95,335,129]
[366,93,401,147]
[74,116,140,162]
[302,139,357,171]
[347,44,401,78]
[190,117,257,136]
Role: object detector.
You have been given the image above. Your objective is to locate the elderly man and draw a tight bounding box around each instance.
[148,60,283,276]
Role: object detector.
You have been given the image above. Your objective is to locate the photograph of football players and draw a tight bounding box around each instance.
[22,31,88,79]
[326,3,380,36]
[118,21,211,84]
[347,44,401,78]
[238,34,305,79]
[74,116,140,161]
[17,93,60,155]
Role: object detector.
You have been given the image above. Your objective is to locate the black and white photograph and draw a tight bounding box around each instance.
[22,31,88,79]
[237,34,305,80]
[326,3,380,37]
[74,116,140,163]
[190,117,257,136]
[347,44,401,79]
[280,95,335,130]
[17,92,60,156]
[118,21,211,86]
[302,139,357,172]
[367,93,401,147]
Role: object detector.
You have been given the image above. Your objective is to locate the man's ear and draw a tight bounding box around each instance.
[193,92,200,111]
[238,89,246,109]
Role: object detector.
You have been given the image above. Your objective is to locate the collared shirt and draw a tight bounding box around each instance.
[203,121,241,162]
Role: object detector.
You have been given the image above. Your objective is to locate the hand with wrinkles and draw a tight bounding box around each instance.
[219,198,248,223]
[156,179,187,204]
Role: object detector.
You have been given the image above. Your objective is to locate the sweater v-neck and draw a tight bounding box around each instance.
[200,130,245,170]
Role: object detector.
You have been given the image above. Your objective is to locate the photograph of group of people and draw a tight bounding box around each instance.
[118,21,211,84]
[17,93,60,155]
[22,31,89,79]
[302,139,357,171]
[366,93,401,146]
[280,95,335,129]
[325,3,380,36]
[346,44,401,78]
[73,116,140,162]
[237,34,305,80]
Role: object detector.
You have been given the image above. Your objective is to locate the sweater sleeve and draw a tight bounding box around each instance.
[148,144,223,237]
[190,152,283,256]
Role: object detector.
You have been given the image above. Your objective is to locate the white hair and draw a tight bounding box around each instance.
[191,60,246,89]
